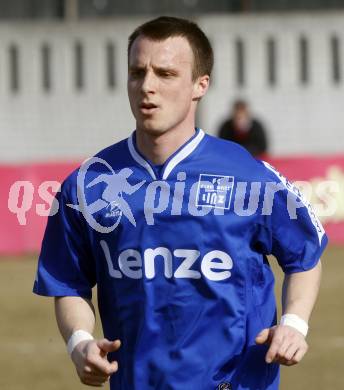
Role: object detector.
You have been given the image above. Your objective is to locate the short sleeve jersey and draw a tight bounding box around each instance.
[33,129,327,390]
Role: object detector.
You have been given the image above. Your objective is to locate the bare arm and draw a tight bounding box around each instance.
[55,296,96,342]
[256,260,322,365]
[282,260,322,322]
[55,296,120,387]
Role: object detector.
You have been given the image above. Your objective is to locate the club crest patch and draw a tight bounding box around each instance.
[196,174,234,209]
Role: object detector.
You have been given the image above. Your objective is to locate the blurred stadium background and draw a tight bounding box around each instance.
[0,1,343,389]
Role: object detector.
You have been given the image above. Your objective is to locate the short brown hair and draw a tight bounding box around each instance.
[128,16,214,81]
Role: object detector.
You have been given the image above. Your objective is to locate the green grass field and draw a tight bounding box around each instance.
[0,246,343,390]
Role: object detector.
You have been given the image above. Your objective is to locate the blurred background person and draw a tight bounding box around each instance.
[218,99,268,157]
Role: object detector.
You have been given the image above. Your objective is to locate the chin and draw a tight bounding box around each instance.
[137,122,168,136]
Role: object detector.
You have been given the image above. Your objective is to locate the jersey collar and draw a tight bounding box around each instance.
[128,128,205,180]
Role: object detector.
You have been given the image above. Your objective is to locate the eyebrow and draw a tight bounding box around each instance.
[129,65,179,74]
[128,65,143,71]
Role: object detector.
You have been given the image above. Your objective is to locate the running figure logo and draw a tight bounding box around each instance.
[88,167,143,226]
[217,383,232,390]
[68,157,145,233]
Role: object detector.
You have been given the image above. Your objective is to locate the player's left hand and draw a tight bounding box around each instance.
[255,325,308,366]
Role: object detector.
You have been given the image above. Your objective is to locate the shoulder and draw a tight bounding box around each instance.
[204,132,260,164]
[94,137,130,163]
[205,132,245,152]
[61,136,131,194]
[202,132,273,181]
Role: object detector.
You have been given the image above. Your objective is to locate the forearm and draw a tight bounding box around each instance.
[282,260,322,322]
[54,296,119,385]
[54,296,96,343]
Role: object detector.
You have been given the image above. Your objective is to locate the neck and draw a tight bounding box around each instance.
[135,126,196,165]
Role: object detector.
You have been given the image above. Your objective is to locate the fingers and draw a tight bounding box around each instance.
[79,360,117,387]
[291,346,308,364]
[270,340,295,365]
[284,343,299,361]
[79,366,110,387]
[255,328,271,345]
[85,339,120,375]
[84,363,117,378]
[85,355,119,376]
[265,333,284,363]
[97,339,121,354]
[263,325,308,365]
[280,342,308,366]
[73,338,120,387]
[81,373,109,387]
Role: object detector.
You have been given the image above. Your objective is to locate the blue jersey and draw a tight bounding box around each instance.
[33,128,327,390]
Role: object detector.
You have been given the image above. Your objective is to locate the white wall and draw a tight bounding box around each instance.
[0,19,142,162]
[200,13,344,155]
[0,13,343,162]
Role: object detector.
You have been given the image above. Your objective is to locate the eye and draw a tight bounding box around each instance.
[157,70,176,78]
[129,69,145,78]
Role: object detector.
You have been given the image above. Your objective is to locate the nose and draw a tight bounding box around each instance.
[141,70,157,94]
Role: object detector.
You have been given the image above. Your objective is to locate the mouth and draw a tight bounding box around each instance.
[139,102,159,115]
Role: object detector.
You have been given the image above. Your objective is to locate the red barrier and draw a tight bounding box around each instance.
[0,162,80,255]
[265,155,344,246]
[0,156,343,254]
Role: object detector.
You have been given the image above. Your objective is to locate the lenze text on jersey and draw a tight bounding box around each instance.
[100,241,233,281]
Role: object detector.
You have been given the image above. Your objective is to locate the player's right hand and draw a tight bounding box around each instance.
[71,338,121,387]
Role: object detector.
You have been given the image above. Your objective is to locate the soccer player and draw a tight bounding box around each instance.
[33,16,327,390]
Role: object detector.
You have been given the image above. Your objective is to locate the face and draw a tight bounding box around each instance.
[127,35,209,136]
[233,107,250,129]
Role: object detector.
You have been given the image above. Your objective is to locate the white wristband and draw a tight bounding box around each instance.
[280,314,309,337]
[67,330,94,356]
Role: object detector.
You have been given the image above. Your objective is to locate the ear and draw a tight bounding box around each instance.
[192,75,210,101]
